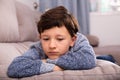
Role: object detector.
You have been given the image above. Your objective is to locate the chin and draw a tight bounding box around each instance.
[48,56,59,60]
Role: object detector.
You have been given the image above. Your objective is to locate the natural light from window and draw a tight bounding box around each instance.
[90,0,120,12]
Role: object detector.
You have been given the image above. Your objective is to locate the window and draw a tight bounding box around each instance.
[90,0,120,12]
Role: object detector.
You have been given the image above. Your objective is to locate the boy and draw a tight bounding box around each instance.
[7,6,96,78]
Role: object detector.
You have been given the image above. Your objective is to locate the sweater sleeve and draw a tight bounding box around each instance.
[7,46,55,78]
[55,33,96,70]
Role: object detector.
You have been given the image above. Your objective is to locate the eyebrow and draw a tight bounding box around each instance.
[41,34,66,38]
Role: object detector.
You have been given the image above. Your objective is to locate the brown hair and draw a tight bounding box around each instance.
[37,6,79,37]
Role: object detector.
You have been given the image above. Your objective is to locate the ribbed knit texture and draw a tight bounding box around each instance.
[7,32,96,78]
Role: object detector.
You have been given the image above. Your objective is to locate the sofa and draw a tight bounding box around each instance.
[0,0,120,80]
[86,35,120,66]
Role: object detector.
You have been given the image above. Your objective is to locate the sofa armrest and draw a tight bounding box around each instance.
[94,45,120,65]
[86,35,99,47]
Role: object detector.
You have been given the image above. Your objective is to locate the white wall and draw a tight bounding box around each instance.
[90,12,120,46]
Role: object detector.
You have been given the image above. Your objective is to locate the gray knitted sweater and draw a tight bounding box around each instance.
[7,33,96,78]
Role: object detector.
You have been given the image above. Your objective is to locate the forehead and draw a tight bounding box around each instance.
[41,26,70,36]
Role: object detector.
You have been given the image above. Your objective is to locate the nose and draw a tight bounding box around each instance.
[49,39,56,49]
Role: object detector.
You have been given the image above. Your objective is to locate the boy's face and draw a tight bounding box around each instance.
[40,26,76,59]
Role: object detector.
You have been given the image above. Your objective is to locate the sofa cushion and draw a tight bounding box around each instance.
[0,42,34,65]
[15,1,40,42]
[25,60,120,80]
[0,0,19,42]
[1,60,119,80]
[94,45,120,66]
[86,35,99,47]
[62,60,120,80]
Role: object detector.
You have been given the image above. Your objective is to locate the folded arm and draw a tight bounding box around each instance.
[7,47,55,78]
[48,33,96,70]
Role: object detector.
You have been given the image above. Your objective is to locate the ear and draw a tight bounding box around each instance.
[70,35,77,47]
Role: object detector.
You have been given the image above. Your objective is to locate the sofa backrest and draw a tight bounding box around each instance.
[0,0,19,42]
[0,0,40,43]
[15,1,40,42]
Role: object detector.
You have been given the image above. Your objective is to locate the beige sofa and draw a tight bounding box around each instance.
[86,35,120,65]
[0,0,120,80]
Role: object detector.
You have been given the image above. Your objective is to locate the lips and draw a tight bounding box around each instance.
[48,52,58,55]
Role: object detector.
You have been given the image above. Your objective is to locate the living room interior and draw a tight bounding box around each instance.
[18,0,120,46]
[0,0,120,80]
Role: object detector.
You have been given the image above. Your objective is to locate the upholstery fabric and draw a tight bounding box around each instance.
[94,45,120,66]
[15,1,39,42]
[0,0,19,42]
[0,42,34,65]
[0,60,120,80]
[86,35,99,47]
[0,1,120,80]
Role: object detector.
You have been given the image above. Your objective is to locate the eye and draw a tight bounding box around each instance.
[42,37,49,41]
[57,38,64,41]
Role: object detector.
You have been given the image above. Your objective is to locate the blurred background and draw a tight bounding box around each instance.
[16,0,120,46]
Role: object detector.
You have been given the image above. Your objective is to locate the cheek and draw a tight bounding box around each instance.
[41,41,48,52]
[63,40,74,47]
[59,42,71,52]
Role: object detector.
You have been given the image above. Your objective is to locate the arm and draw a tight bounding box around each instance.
[55,33,96,70]
[7,45,55,78]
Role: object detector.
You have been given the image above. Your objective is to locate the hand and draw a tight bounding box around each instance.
[53,65,63,71]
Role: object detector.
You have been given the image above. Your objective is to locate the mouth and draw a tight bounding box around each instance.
[48,52,58,55]
[47,51,60,59]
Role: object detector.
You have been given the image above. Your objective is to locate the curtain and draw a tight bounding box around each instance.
[39,0,90,34]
